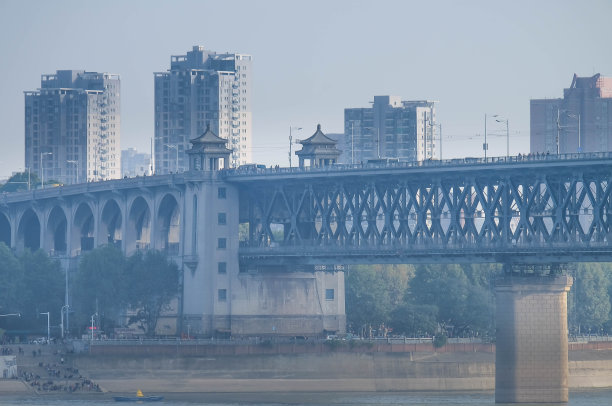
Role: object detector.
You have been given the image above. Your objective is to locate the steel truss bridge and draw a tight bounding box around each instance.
[226,153,612,267]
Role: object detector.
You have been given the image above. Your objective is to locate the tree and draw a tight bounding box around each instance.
[125,250,180,337]
[572,263,610,334]
[390,302,438,337]
[345,264,413,336]
[17,249,64,321]
[0,243,23,314]
[73,245,127,334]
[410,264,468,332]
[0,171,40,193]
[408,264,493,336]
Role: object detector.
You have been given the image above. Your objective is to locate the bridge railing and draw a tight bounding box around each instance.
[222,151,612,178]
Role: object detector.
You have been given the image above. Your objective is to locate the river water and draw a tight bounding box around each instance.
[2,390,612,406]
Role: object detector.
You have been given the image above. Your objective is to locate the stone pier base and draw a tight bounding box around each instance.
[495,275,573,403]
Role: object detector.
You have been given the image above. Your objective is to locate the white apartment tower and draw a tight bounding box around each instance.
[154,46,253,173]
[24,70,121,184]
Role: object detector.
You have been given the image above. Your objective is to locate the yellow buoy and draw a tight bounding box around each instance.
[137,389,144,397]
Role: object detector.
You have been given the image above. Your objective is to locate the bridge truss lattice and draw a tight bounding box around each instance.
[232,157,612,266]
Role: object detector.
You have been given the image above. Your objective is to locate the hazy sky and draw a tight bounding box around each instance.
[1,0,611,179]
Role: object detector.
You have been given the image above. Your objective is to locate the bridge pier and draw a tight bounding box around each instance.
[495,273,573,403]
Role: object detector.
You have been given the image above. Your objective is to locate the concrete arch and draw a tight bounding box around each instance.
[156,193,181,255]
[0,211,11,248]
[127,196,151,254]
[46,206,68,254]
[100,199,123,248]
[17,208,41,251]
[72,202,95,254]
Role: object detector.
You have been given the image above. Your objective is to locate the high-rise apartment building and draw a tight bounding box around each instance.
[25,70,121,184]
[121,148,151,177]
[531,73,612,154]
[154,46,252,173]
[344,96,437,164]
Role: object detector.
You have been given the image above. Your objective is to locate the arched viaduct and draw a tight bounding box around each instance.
[3,152,612,403]
[0,172,345,340]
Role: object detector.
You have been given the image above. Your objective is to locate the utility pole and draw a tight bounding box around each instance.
[439,123,443,160]
[484,114,488,159]
[556,108,561,155]
[351,122,355,165]
[289,126,302,168]
[506,119,509,158]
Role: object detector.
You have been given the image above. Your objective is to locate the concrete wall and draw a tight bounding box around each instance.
[180,177,347,338]
[71,350,612,393]
[495,276,573,403]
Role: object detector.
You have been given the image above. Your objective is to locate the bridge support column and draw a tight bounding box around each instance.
[495,274,573,403]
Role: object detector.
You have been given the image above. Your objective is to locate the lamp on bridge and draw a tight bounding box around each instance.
[289,126,302,168]
[40,152,52,189]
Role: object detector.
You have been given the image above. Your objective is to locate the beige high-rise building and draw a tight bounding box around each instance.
[530,73,612,154]
[344,96,438,164]
[25,70,121,184]
[154,46,252,173]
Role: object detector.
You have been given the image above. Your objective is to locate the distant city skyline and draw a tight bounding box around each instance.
[1,0,611,179]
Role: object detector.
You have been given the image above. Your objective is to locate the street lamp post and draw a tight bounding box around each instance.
[40,312,50,343]
[484,114,488,160]
[428,120,443,160]
[66,160,79,184]
[351,122,355,165]
[90,313,98,341]
[556,109,581,154]
[40,152,52,189]
[494,116,510,158]
[165,144,179,173]
[289,126,302,168]
[60,305,69,339]
[364,127,380,159]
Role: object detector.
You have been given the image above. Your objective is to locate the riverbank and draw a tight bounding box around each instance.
[77,349,612,394]
[5,344,612,395]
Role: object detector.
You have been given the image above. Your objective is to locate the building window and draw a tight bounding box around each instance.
[218,238,226,249]
[325,289,335,301]
[218,212,227,225]
[218,262,227,274]
[218,289,227,301]
[218,187,226,199]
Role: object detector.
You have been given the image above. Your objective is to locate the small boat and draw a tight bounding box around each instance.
[113,389,164,402]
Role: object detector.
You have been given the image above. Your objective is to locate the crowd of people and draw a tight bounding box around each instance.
[19,362,101,393]
[15,345,102,394]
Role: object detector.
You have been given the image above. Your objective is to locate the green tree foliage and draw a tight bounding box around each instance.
[345,263,497,338]
[0,171,40,193]
[571,263,611,334]
[410,264,469,333]
[390,303,438,336]
[345,264,413,335]
[17,249,64,319]
[125,250,180,337]
[73,245,127,332]
[0,242,23,313]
